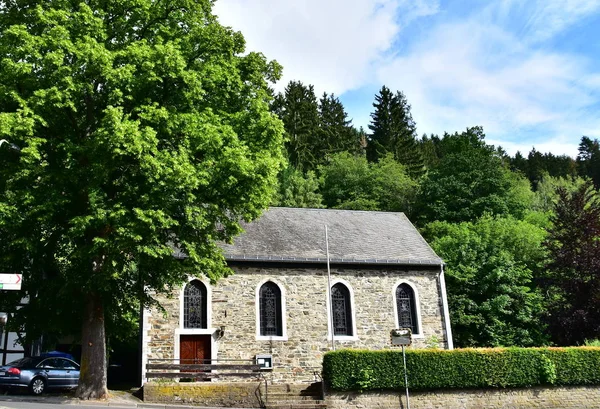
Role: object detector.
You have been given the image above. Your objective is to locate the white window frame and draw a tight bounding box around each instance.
[174,277,218,364]
[392,279,424,338]
[326,278,358,341]
[255,278,288,341]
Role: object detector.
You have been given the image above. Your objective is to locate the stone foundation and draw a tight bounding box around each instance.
[326,386,600,409]
[143,381,266,408]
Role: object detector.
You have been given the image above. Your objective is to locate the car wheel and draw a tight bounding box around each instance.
[29,377,46,395]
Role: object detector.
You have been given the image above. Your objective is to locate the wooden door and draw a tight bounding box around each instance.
[180,335,211,366]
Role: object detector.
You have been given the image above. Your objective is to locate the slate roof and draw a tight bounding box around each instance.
[221,207,443,266]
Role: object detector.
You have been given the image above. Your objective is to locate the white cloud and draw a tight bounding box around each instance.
[373,3,600,156]
[213,0,438,94]
[521,0,600,43]
[213,0,600,156]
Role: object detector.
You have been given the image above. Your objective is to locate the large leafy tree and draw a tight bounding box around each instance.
[416,127,533,225]
[543,182,600,345]
[272,166,323,209]
[0,0,284,399]
[425,216,548,347]
[319,152,416,213]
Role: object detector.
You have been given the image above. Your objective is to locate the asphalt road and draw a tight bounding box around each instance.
[0,403,135,409]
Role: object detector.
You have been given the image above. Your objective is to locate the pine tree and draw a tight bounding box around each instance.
[577,136,600,188]
[367,86,394,162]
[391,91,426,178]
[367,86,425,178]
[274,81,320,171]
[318,93,359,158]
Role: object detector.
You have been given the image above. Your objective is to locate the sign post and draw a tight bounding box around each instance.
[391,328,412,409]
[0,274,22,290]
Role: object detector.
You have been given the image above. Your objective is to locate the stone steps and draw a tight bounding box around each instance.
[265,382,325,409]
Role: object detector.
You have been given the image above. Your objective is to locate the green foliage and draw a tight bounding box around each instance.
[539,354,557,384]
[532,173,587,213]
[425,215,548,347]
[272,81,320,171]
[416,127,533,224]
[319,152,417,213]
[323,347,600,392]
[543,181,600,345]
[367,86,425,178]
[317,92,361,156]
[272,166,324,208]
[577,137,600,189]
[510,148,577,189]
[0,0,284,396]
[424,335,441,349]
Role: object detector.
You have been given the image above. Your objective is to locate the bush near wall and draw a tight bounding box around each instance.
[322,347,600,392]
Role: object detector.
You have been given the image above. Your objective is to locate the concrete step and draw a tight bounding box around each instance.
[267,382,322,395]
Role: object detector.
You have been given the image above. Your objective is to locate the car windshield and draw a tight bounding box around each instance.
[7,357,42,367]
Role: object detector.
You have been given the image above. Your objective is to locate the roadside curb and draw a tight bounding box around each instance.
[0,394,251,409]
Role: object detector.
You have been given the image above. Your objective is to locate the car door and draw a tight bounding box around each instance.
[38,358,63,387]
[58,358,79,387]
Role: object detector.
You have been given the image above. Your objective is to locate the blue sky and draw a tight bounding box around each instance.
[214,0,600,157]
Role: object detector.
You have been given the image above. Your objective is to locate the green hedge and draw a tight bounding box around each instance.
[322,347,600,392]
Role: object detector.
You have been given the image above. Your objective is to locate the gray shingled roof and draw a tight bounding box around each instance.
[221,207,443,266]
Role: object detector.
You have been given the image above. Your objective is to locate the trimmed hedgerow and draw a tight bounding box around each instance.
[322,347,600,392]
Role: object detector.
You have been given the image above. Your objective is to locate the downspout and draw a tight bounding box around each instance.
[438,263,454,350]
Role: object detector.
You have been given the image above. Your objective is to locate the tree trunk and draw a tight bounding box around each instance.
[76,293,108,400]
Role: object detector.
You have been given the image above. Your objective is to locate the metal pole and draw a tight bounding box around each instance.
[402,345,410,409]
[325,225,335,351]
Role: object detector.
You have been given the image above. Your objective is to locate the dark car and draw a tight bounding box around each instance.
[0,356,80,395]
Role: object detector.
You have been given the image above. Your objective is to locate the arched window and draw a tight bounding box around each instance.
[184,280,207,329]
[259,282,282,336]
[331,283,353,336]
[396,283,418,334]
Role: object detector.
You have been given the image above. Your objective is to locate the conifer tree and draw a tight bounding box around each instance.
[391,91,426,178]
[273,81,320,171]
[318,93,359,158]
[367,86,425,178]
[367,86,395,162]
[577,136,600,188]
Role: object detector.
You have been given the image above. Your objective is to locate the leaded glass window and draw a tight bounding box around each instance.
[331,283,353,336]
[259,282,282,336]
[184,280,207,329]
[396,284,417,334]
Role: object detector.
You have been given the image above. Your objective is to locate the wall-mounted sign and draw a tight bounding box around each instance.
[0,274,22,291]
[256,354,273,370]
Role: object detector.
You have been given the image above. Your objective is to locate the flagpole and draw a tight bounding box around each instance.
[325,225,335,351]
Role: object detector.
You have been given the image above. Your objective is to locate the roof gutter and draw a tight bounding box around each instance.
[223,255,444,267]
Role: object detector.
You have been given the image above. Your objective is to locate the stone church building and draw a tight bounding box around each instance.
[141,207,453,383]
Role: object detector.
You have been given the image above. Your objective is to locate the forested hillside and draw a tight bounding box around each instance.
[271,82,600,348]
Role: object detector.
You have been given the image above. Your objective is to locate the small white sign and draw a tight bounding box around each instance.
[0,274,22,290]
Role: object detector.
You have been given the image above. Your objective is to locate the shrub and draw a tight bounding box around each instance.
[322,347,600,392]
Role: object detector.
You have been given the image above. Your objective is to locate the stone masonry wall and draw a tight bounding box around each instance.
[145,264,447,383]
[326,386,600,409]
